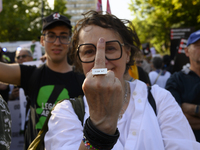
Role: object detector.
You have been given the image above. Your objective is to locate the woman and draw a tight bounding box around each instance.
[148,56,171,88]
[45,10,200,149]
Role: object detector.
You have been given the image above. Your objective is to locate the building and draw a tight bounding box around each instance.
[66,0,97,26]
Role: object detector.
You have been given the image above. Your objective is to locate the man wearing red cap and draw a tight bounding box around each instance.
[166,29,200,142]
[0,12,84,149]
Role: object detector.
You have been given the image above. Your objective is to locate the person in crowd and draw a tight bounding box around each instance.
[143,52,152,73]
[165,29,200,142]
[135,50,151,73]
[162,54,173,74]
[126,50,151,85]
[0,12,85,149]
[134,50,144,68]
[149,56,171,88]
[0,47,10,102]
[45,10,200,150]
[0,95,11,150]
[15,48,33,64]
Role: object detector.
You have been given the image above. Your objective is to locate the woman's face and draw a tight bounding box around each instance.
[78,25,130,82]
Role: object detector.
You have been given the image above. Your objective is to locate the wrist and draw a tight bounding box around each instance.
[83,117,120,150]
[90,116,117,135]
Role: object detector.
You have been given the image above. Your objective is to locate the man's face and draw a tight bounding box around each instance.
[15,50,33,64]
[186,39,200,65]
[40,25,71,64]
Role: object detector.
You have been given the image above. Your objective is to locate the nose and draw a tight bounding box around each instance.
[54,37,61,45]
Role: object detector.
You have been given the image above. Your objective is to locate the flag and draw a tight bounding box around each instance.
[0,0,2,12]
[106,0,111,14]
[96,0,102,12]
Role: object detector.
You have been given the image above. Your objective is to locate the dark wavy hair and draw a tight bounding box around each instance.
[69,10,141,73]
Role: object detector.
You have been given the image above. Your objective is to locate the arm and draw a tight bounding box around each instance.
[181,103,200,130]
[0,82,8,90]
[0,62,21,86]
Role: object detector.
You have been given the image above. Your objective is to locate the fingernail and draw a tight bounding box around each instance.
[99,38,104,43]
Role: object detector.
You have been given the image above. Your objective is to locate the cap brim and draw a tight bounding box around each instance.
[187,37,200,46]
[43,20,72,31]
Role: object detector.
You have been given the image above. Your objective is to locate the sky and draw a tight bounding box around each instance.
[46,0,134,20]
[102,0,134,21]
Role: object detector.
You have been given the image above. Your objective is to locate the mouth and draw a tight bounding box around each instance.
[52,49,62,54]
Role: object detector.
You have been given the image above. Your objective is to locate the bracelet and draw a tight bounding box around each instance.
[195,105,199,115]
[83,136,99,150]
[83,117,120,150]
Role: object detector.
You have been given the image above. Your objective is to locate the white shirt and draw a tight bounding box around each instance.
[45,80,200,150]
[149,70,171,88]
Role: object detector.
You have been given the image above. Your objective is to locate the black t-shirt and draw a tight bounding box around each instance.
[20,64,85,149]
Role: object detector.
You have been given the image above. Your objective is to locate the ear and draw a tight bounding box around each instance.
[125,47,131,63]
[40,36,45,46]
[184,47,189,57]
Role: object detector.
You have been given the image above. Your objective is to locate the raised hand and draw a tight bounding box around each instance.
[82,38,123,135]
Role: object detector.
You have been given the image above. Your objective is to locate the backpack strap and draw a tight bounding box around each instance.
[69,96,85,126]
[153,70,162,85]
[147,86,157,116]
[27,96,85,150]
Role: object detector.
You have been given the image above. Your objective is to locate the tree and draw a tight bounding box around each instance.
[129,0,200,54]
[0,0,69,42]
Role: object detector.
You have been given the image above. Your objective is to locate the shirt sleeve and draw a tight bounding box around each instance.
[152,85,200,149]
[44,100,83,150]
[165,72,182,105]
[20,64,36,90]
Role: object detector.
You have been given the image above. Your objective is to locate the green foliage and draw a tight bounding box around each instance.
[0,0,69,42]
[129,0,200,54]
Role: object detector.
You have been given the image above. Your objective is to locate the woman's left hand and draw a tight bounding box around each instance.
[82,38,123,135]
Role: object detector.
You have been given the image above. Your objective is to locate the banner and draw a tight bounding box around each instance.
[8,100,24,150]
[106,0,111,14]
[0,0,2,12]
[96,0,102,12]
[178,39,187,54]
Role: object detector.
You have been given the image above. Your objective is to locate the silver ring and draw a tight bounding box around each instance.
[92,68,107,75]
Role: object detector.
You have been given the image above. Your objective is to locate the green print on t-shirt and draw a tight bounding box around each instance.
[35,85,70,129]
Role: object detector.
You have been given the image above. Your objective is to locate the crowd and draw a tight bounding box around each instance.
[0,10,200,150]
